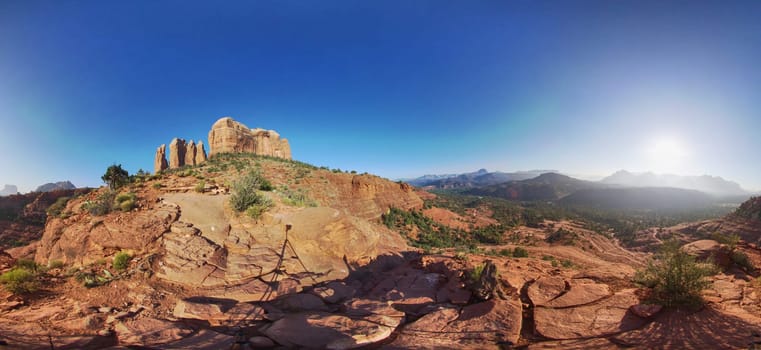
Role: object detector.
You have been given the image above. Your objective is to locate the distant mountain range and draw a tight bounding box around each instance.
[407,168,753,211]
[406,169,557,189]
[0,185,18,197]
[600,170,747,196]
[35,181,77,193]
[465,173,597,201]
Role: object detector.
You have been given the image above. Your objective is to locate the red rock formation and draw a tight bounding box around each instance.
[195,141,207,164]
[169,138,186,169]
[154,144,168,173]
[207,117,291,159]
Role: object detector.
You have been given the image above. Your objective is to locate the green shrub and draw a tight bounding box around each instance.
[731,251,754,271]
[47,260,64,269]
[280,187,317,207]
[512,247,529,258]
[0,268,37,294]
[15,259,40,272]
[82,191,116,216]
[112,252,131,270]
[152,183,163,189]
[114,192,136,212]
[119,200,134,211]
[634,240,718,307]
[468,263,486,283]
[245,197,273,220]
[46,196,71,217]
[194,180,206,193]
[231,171,274,213]
[710,232,740,251]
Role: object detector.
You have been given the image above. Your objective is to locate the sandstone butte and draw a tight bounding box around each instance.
[207,116,291,158]
[153,116,290,173]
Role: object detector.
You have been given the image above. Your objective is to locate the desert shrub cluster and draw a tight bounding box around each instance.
[634,240,718,307]
[230,171,274,219]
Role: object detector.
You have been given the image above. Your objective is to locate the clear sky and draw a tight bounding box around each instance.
[2,1,760,192]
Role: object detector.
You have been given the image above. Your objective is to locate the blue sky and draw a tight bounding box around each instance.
[1,1,760,192]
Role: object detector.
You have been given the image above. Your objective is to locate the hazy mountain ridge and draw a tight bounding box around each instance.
[601,170,748,196]
[465,172,603,201]
[406,169,557,189]
[0,185,18,197]
[35,181,76,193]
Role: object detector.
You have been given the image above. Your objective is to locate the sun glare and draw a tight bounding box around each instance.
[646,137,689,174]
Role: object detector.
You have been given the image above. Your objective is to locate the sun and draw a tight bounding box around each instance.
[646,137,689,174]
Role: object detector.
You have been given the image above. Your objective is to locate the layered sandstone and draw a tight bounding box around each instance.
[208,117,291,159]
[154,145,168,174]
[195,141,207,164]
[168,138,186,168]
[154,139,207,173]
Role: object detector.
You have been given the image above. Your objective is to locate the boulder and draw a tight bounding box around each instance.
[311,281,357,304]
[208,117,291,159]
[261,310,402,349]
[629,304,663,318]
[388,298,522,348]
[154,144,168,173]
[682,240,732,268]
[528,277,610,308]
[534,289,646,340]
[114,317,193,345]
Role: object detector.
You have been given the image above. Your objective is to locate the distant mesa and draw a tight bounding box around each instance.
[153,117,290,173]
[0,184,18,196]
[35,181,76,192]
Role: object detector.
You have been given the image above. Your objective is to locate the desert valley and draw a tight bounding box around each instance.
[0,117,760,349]
[3,2,761,349]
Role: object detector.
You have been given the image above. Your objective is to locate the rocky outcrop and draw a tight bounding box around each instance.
[154,144,168,174]
[34,191,179,265]
[169,138,186,169]
[195,141,207,164]
[208,117,291,159]
[155,138,207,172]
[682,239,731,268]
[186,140,197,166]
[0,189,89,250]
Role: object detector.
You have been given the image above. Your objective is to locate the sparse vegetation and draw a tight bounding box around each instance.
[194,180,206,193]
[47,260,64,269]
[731,250,755,272]
[546,227,579,245]
[0,268,38,294]
[82,191,116,216]
[114,192,136,212]
[279,186,318,207]
[512,246,529,258]
[46,196,71,218]
[112,251,131,270]
[468,262,487,283]
[230,171,274,219]
[102,164,130,190]
[634,240,718,307]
